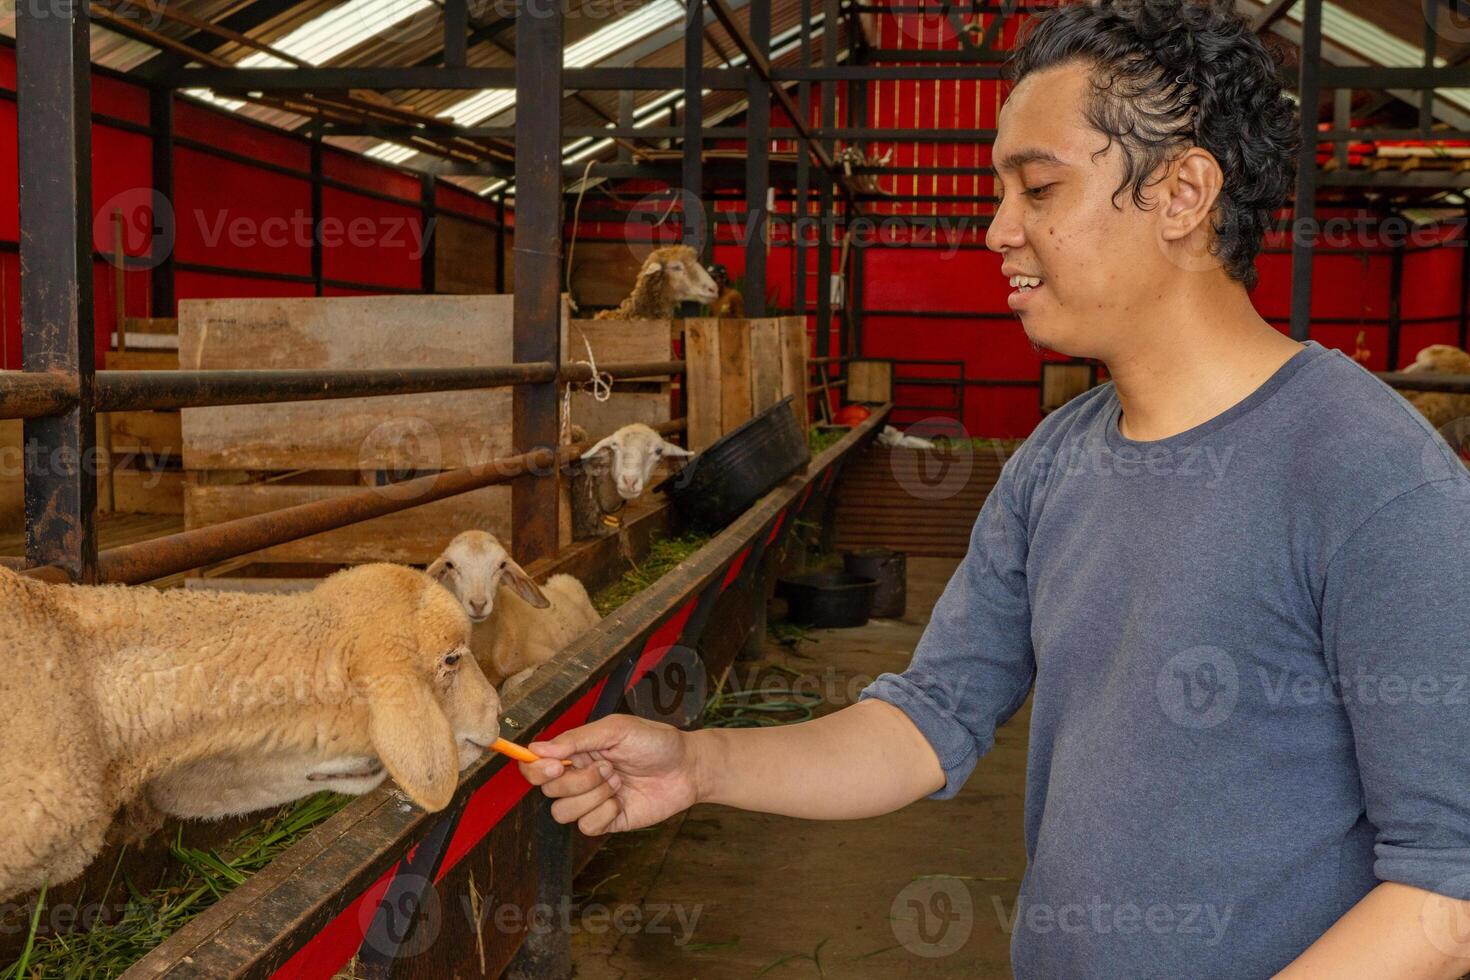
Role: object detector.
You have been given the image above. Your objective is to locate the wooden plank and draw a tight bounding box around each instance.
[848,360,893,403]
[121,316,178,334]
[104,349,178,370]
[718,318,753,433]
[683,318,722,451]
[178,295,519,471]
[0,420,19,533]
[112,467,185,515]
[748,317,784,414]
[106,411,181,456]
[184,482,510,564]
[563,318,676,440]
[567,241,648,309]
[779,315,809,433]
[433,214,499,294]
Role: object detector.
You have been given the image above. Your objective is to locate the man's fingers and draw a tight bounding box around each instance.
[550,773,618,827]
[541,760,614,800]
[577,796,623,837]
[528,715,632,760]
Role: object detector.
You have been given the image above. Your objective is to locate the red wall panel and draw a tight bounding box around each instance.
[174,147,314,277]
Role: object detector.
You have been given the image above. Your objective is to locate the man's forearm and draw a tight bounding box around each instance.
[1277,881,1470,980]
[685,698,946,820]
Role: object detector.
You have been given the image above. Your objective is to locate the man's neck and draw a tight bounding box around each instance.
[1103,278,1304,443]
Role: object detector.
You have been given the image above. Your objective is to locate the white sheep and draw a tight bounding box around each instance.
[0,562,500,903]
[582,423,694,501]
[1399,344,1470,432]
[428,530,601,697]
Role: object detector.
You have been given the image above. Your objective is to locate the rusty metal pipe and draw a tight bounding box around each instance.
[17,419,688,585]
[1379,371,1470,395]
[0,371,79,419]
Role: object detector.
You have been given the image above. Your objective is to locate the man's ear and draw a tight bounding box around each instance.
[364,674,460,812]
[1160,147,1223,243]
[500,559,552,609]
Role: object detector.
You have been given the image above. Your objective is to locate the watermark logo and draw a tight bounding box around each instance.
[890,878,974,957]
[1420,415,1470,503]
[1425,0,1470,43]
[358,417,443,499]
[360,873,443,958]
[888,417,974,501]
[625,644,707,729]
[95,187,175,271]
[1157,645,1239,729]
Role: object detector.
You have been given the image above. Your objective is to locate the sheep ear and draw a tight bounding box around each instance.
[502,560,551,609]
[641,260,662,276]
[658,439,694,458]
[365,674,460,812]
[583,434,619,458]
[426,557,450,582]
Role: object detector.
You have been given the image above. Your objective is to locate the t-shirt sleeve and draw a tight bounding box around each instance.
[1321,477,1470,899]
[857,456,1037,800]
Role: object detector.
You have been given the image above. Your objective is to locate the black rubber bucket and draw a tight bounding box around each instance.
[776,571,879,628]
[657,396,811,533]
[842,549,907,618]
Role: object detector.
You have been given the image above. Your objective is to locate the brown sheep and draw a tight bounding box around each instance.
[594,243,720,320]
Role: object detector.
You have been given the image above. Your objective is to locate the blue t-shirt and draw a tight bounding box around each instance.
[860,340,1470,978]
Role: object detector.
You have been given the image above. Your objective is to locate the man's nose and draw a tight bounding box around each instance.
[986,196,1025,253]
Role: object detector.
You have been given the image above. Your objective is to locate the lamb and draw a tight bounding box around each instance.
[428,530,602,697]
[593,244,720,320]
[0,563,499,903]
[1398,344,1470,432]
[583,422,694,501]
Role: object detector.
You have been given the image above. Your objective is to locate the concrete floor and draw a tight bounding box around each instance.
[569,557,1030,980]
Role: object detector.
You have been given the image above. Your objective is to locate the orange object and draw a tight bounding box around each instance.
[491,737,571,767]
[833,404,871,426]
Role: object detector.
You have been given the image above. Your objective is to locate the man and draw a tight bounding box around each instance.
[519,2,1470,976]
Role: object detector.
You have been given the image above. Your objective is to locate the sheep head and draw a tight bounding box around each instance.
[427,530,550,624]
[583,423,694,500]
[640,244,719,310]
[315,563,501,812]
[1404,345,1470,375]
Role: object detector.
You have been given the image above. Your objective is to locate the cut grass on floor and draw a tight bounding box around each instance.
[0,792,352,980]
[592,531,711,617]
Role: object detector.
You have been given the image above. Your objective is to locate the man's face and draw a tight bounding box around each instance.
[986,62,1170,359]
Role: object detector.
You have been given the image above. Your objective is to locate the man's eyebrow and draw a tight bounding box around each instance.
[995,149,1067,171]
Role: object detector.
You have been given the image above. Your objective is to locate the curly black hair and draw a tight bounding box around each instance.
[1007,0,1300,290]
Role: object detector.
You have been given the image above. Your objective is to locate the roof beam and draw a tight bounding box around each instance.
[167,65,750,90]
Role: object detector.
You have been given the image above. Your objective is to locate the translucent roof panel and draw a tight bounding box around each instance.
[236,0,436,68]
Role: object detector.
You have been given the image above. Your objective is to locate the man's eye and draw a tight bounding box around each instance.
[1024,184,1055,200]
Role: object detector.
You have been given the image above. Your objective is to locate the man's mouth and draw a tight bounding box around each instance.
[1009,274,1044,293]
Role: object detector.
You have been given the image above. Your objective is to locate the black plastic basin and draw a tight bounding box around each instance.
[776,571,879,628]
[842,548,907,619]
[657,396,811,533]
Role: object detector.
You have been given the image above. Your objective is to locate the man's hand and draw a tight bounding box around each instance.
[518,714,704,835]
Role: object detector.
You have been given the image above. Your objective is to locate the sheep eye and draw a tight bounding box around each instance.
[498,560,507,570]
[443,560,455,572]
[443,652,462,668]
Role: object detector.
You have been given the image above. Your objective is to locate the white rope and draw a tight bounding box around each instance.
[561,327,614,446]
[564,158,599,314]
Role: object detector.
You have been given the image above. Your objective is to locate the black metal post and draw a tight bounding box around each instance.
[444,0,468,68]
[849,44,868,359]
[1459,212,1469,351]
[150,87,176,317]
[420,174,437,294]
[310,138,324,297]
[1388,242,1404,370]
[814,0,838,362]
[495,191,508,294]
[504,797,574,980]
[744,0,771,316]
[16,0,97,581]
[1289,0,1322,342]
[795,0,811,316]
[617,89,635,164]
[683,0,706,255]
[511,0,564,568]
